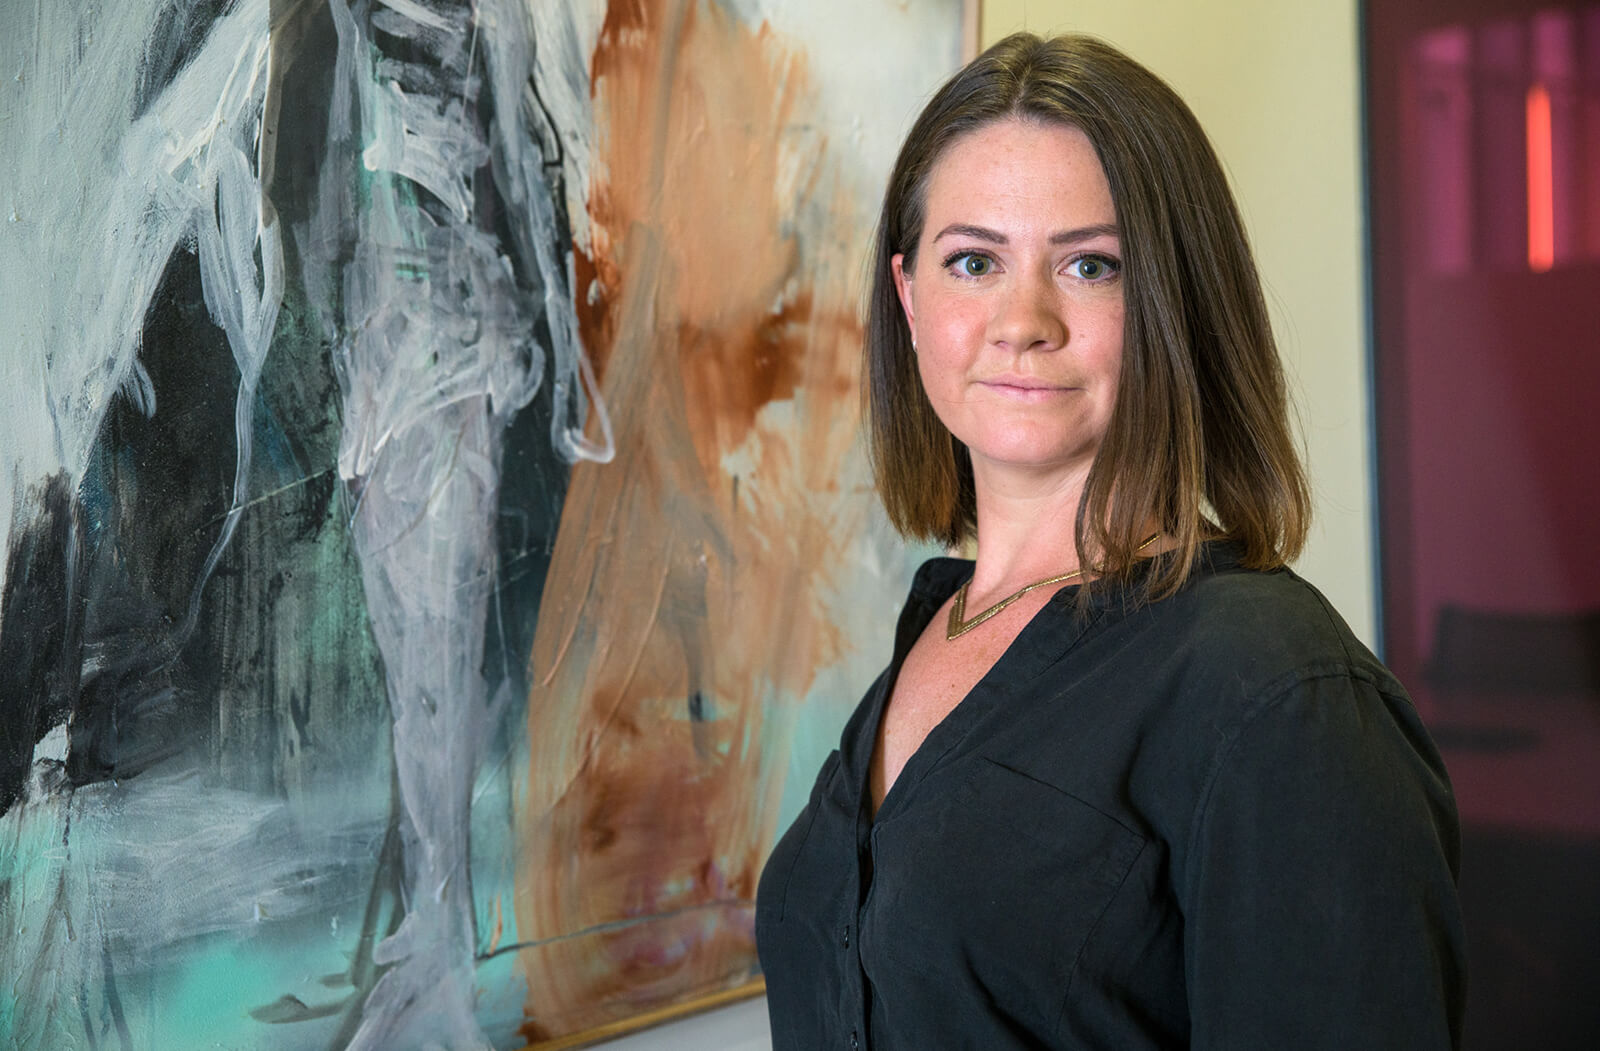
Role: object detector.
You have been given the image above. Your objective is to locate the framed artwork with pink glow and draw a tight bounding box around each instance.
[1366,2,1600,1046]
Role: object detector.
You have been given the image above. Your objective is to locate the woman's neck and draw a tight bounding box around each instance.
[965,464,1091,607]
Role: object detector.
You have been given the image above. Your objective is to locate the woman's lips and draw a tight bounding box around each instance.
[980,377,1077,400]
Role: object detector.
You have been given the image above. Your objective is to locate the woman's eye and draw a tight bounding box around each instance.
[950,253,992,277]
[1068,255,1119,280]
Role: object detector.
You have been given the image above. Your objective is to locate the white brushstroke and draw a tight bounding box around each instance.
[522,0,605,259]
[0,765,389,1044]
[78,770,374,957]
[362,79,487,221]
[25,723,69,799]
[0,0,281,624]
[182,132,285,639]
[120,359,159,418]
[301,0,609,1045]
[481,0,613,464]
[376,0,455,32]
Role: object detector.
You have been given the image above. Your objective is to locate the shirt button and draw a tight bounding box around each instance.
[850,1030,859,1049]
[842,925,850,949]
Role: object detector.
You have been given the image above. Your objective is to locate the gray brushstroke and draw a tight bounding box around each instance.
[298,0,609,1045]
[0,769,389,1046]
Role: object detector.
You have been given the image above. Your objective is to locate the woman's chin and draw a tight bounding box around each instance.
[965,441,1099,480]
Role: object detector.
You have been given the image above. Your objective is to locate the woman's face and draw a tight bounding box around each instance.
[893,118,1124,489]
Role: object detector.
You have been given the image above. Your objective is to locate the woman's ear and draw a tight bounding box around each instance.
[891,253,916,349]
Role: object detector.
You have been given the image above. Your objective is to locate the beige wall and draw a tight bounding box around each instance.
[981,0,1377,644]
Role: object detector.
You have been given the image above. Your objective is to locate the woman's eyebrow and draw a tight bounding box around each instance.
[933,222,1007,243]
[931,222,1120,245]
[1049,223,1119,245]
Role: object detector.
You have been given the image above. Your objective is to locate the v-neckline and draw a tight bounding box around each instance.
[859,574,1099,827]
[848,542,1231,829]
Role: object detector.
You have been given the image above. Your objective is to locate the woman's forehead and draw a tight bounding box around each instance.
[919,120,1115,241]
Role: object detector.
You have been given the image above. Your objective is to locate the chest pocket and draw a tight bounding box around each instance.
[863,756,1145,1035]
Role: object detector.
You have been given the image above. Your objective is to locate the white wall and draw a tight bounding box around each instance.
[583,2,1372,1047]
[983,0,1378,644]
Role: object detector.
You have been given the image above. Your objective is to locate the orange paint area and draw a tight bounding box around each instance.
[514,0,867,1040]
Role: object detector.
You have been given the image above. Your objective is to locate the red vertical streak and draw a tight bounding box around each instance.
[1528,82,1555,272]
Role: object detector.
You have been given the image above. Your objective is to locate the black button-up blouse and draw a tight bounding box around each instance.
[755,544,1464,1049]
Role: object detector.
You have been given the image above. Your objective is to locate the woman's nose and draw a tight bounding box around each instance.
[987,269,1066,352]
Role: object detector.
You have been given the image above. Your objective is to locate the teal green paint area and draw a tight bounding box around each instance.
[153,934,355,1049]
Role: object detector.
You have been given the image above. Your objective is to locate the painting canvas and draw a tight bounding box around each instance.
[0,1,962,1047]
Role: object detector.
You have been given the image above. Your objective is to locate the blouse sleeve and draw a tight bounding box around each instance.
[1180,672,1466,1049]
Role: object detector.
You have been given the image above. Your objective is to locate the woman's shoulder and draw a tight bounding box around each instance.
[907,554,972,605]
[1102,548,1447,867]
[1159,543,1388,677]
[1112,543,1410,740]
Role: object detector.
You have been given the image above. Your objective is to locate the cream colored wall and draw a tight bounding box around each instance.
[981,0,1377,644]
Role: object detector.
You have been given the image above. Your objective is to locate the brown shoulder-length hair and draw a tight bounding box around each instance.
[865,31,1310,602]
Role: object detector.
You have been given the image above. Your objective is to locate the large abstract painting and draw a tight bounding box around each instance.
[0,1,961,1047]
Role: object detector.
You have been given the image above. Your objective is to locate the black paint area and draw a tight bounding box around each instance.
[0,230,389,816]
[0,475,85,814]
[483,364,572,712]
[0,246,235,817]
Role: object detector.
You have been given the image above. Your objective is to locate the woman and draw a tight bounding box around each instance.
[755,32,1465,1050]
